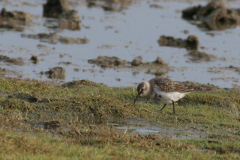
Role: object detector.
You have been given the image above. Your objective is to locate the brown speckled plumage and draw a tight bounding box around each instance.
[134,77,194,114]
[149,77,193,93]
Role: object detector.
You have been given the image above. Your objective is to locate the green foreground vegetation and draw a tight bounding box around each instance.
[0,77,240,159]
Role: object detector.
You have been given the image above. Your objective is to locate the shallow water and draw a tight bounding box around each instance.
[27,112,207,140]
[108,118,207,139]
[0,0,240,88]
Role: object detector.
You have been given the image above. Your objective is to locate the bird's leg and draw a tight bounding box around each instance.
[172,100,175,115]
[159,104,167,112]
[154,92,159,104]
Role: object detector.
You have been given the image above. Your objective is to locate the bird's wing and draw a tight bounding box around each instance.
[152,78,193,93]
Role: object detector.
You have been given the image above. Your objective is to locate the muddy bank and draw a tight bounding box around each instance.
[88,56,127,68]
[225,65,240,74]
[30,56,40,64]
[43,67,66,79]
[182,1,240,30]
[43,0,70,18]
[158,35,199,50]
[0,8,32,31]
[62,79,108,88]
[0,67,22,78]
[157,35,216,63]
[87,0,132,12]
[0,55,25,65]
[186,50,216,62]
[89,56,168,68]
[88,56,170,76]
[43,0,80,30]
[21,33,89,44]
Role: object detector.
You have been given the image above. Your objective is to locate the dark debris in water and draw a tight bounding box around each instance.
[226,65,240,74]
[30,56,40,64]
[0,8,32,31]
[43,0,70,18]
[43,0,81,30]
[187,50,216,62]
[0,55,25,65]
[158,35,199,50]
[44,67,66,79]
[86,0,132,12]
[182,1,240,30]
[88,56,127,68]
[131,56,143,66]
[21,33,89,44]
[89,55,169,69]
[88,55,170,76]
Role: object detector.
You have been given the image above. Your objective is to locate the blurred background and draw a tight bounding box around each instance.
[0,0,240,88]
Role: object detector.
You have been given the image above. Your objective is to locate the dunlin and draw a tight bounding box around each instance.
[134,77,194,114]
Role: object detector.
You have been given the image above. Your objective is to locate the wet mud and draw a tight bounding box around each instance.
[131,56,143,66]
[44,67,66,79]
[0,55,24,65]
[89,56,169,68]
[30,56,40,64]
[88,56,170,76]
[43,0,70,18]
[88,56,127,68]
[43,0,80,30]
[87,0,132,12]
[187,50,216,62]
[226,65,240,74]
[0,0,239,88]
[158,35,215,63]
[182,1,240,30]
[114,118,207,140]
[158,35,199,50]
[0,8,32,31]
[21,33,89,44]
[62,79,108,88]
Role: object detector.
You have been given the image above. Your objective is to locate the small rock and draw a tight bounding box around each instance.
[183,30,189,34]
[187,35,199,49]
[45,67,66,79]
[131,56,143,66]
[30,56,39,63]
[88,56,126,68]
[153,56,166,65]
[43,0,69,18]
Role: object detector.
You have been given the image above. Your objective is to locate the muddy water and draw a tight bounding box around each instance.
[26,112,207,140]
[0,0,240,88]
[109,118,207,139]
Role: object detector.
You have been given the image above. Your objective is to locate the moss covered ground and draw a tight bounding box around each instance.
[0,77,240,159]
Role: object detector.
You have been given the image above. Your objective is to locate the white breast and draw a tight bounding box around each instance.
[155,90,188,104]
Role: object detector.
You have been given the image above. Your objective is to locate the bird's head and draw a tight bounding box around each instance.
[134,82,150,104]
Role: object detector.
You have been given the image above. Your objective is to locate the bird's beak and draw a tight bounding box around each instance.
[134,93,141,104]
[134,90,143,104]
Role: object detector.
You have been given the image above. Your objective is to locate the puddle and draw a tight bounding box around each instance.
[0,0,240,88]
[108,118,207,140]
[22,112,207,139]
